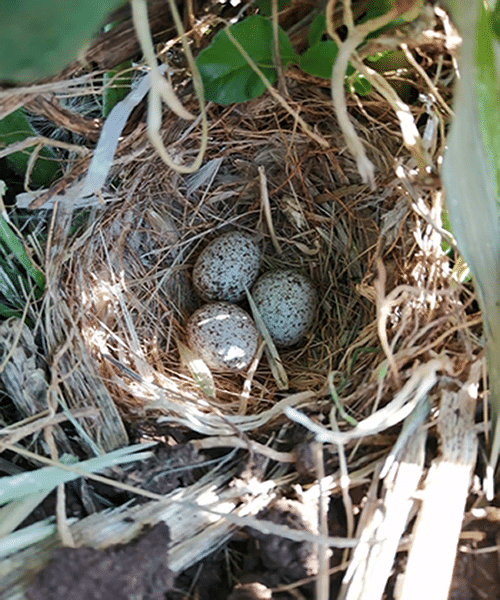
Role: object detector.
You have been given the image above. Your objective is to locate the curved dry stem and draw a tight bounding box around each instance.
[349,54,430,176]
[0,136,90,159]
[326,1,400,189]
[131,0,208,174]
[131,0,193,121]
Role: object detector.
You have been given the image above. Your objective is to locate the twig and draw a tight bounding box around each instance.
[326,1,408,188]
[131,0,193,121]
[399,42,453,117]
[190,436,295,463]
[313,442,330,600]
[350,54,430,176]
[0,136,89,160]
[259,166,282,255]
[272,0,287,96]
[374,258,399,382]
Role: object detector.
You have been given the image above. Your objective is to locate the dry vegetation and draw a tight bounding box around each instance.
[0,2,497,599]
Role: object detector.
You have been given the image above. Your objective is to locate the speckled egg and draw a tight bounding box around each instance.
[192,231,261,302]
[251,269,317,347]
[186,302,260,371]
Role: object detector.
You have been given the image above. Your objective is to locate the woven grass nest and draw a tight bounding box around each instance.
[53,81,460,440]
[0,3,490,599]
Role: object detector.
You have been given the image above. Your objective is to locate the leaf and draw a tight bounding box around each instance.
[253,0,291,17]
[365,49,410,70]
[103,63,132,118]
[491,0,500,39]
[0,444,155,506]
[440,0,500,490]
[365,0,395,19]
[0,109,60,188]
[473,0,500,483]
[308,13,326,47]
[328,372,357,426]
[346,65,373,96]
[101,20,132,118]
[0,0,125,83]
[299,42,372,95]
[299,40,339,79]
[196,15,298,105]
[0,216,45,292]
[475,1,500,198]
[365,0,423,21]
[0,302,25,319]
[361,0,423,33]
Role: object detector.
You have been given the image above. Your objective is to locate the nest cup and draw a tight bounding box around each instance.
[56,78,461,439]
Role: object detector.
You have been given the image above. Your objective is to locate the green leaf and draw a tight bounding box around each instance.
[196,15,298,105]
[0,0,125,83]
[441,0,500,486]
[0,443,155,506]
[299,42,372,95]
[365,0,395,19]
[0,302,25,319]
[440,206,452,255]
[491,0,500,39]
[102,22,132,118]
[0,215,45,292]
[299,40,339,79]
[308,13,326,47]
[253,0,291,17]
[365,49,412,70]
[103,62,132,118]
[346,65,373,96]
[475,1,500,198]
[0,109,60,188]
[328,372,357,426]
[366,50,391,63]
[361,0,423,33]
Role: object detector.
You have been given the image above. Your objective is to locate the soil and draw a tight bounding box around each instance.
[165,494,346,600]
[25,522,173,600]
[9,436,500,599]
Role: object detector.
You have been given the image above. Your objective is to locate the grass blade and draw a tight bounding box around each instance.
[441,0,500,489]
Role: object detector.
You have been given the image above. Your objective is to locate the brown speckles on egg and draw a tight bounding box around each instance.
[251,270,317,346]
[186,302,260,371]
[192,231,261,302]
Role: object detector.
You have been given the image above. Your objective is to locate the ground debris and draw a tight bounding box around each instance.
[26,522,173,600]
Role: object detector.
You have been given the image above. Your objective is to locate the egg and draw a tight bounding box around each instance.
[192,231,261,302]
[251,269,317,346]
[186,302,260,371]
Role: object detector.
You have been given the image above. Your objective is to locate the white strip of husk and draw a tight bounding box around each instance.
[396,361,479,600]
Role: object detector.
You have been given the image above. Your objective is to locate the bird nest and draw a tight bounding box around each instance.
[40,42,477,453]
